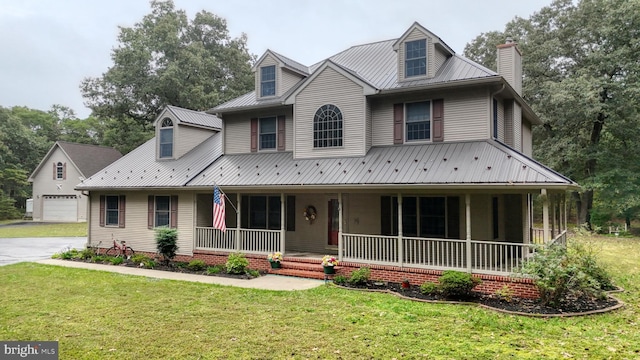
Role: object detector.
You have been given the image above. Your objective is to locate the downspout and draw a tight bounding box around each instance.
[81,191,90,247]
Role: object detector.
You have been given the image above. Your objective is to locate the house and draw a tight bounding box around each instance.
[29,141,122,222]
[76,23,578,296]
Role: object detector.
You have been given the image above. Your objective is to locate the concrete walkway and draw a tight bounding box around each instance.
[37,259,325,291]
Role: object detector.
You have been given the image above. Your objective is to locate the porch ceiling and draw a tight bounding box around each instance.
[188,140,579,190]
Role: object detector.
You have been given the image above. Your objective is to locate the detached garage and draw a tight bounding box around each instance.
[29,141,122,222]
[42,195,79,222]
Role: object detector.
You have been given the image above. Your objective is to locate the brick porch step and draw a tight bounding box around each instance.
[277,261,325,272]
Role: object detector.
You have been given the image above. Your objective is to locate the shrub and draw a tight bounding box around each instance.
[58,249,79,260]
[419,282,439,295]
[155,227,178,263]
[79,247,95,260]
[520,241,614,306]
[333,275,348,285]
[130,254,150,263]
[206,265,223,275]
[187,259,207,272]
[438,270,481,298]
[226,252,249,274]
[109,256,124,265]
[494,285,514,302]
[349,267,371,285]
[246,269,260,278]
[141,259,156,269]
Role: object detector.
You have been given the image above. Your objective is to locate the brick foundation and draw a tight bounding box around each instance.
[118,248,539,299]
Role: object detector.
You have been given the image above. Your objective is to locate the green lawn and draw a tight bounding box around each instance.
[1,235,639,359]
[0,222,87,238]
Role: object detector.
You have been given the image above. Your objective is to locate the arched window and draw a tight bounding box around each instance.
[313,104,343,148]
[56,162,64,179]
[159,118,173,158]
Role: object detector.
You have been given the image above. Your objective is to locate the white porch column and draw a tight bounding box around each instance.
[280,193,285,254]
[465,194,472,272]
[397,193,403,267]
[542,189,550,243]
[551,193,556,238]
[236,193,241,251]
[564,193,568,231]
[338,192,343,262]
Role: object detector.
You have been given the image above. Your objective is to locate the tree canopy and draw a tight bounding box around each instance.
[464,0,640,228]
[81,0,254,153]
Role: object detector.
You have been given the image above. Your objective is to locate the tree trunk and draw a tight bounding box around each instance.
[576,190,594,228]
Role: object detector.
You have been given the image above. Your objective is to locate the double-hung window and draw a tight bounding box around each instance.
[155,196,171,227]
[159,118,173,158]
[105,195,120,226]
[261,65,276,97]
[405,39,426,77]
[406,101,430,141]
[259,117,277,150]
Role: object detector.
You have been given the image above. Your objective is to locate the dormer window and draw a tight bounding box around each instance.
[405,39,426,77]
[260,65,276,97]
[159,118,173,158]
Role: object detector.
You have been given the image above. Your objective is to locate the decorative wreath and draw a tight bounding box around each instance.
[303,205,317,222]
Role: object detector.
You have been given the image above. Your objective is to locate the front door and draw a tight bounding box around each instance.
[328,199,339,246]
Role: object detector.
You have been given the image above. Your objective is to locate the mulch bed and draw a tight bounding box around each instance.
[67,257,264,280]
[336,281,623,317]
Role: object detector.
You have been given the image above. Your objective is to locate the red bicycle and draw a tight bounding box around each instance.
[104,235,135,258]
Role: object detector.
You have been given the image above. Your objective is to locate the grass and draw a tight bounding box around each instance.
[0,222,87,238]
[1,235,640,359]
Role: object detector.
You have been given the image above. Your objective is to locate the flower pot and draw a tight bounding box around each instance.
[270,261,281,269]
[323,266,335,274]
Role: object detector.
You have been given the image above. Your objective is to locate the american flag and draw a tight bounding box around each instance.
[213,186,226,233]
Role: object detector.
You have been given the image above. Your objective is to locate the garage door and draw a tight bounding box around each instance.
[43,195,78,222]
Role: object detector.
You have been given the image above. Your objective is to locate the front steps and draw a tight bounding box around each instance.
[268,257,337,280]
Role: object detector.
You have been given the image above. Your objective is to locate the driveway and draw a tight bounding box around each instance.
[0,237,87,266]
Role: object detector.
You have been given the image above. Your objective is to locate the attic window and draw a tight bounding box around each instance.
[56,162,64,179]
[160,118,173,158]
[260,65,276,97]
[313,104,343,148]
[405,39,426,77]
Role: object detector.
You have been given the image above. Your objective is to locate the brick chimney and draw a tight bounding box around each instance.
[496,38,522,95]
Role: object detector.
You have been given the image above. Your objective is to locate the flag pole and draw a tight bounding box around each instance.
[213,182,238,213]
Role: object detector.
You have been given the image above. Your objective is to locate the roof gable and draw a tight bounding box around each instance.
[29,141,122,181]
[392,22,455,55]
[154,105,222,129]
[252,49,309,76]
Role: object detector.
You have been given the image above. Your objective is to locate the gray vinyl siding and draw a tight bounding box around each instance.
[497,46,522,95]
[255,54,279,98]
[514,103,522,151]
[398,28,435,82]
[224,115,251,154]
[294,66,366,158]
[504,101,514,147]
[223,108,294,154]
[370,88,490,146]
[522,120,532,157]
[496,98,505,141]
[434,47,448,72]
[175,125,215,159]
[365,100,372,152]
[281,68,304,96]
[89,191,195,256]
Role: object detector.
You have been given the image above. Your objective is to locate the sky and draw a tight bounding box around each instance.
[0,0,552,119]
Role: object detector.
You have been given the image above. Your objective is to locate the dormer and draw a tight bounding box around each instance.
[393,22,454,82]
[153,106,222,160]
[252,50,309,100]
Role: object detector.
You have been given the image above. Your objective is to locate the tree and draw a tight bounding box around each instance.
[81,0,254,153]
[464,0,640,227]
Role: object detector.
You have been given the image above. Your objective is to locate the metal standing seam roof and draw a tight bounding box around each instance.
[165,105,222,129]
[187,140,577,189]
[213,39,499,112]
[269,50,310,75]
[75,133,222,190]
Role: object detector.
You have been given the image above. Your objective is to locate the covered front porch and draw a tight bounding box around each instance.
[193,189,569,276]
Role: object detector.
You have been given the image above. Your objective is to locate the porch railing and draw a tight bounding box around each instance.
[195,227,281,254]
[342,233,539,275]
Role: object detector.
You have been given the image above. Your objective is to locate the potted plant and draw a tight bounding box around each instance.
[267,252,283,269]
[321,255,338,274]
